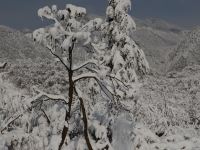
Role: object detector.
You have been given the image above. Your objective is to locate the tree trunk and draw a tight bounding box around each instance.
[58,70,74,150]
[58,43,75,150]
[79,97,93,150]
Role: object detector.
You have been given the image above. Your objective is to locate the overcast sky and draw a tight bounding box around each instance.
[0,0,200,29]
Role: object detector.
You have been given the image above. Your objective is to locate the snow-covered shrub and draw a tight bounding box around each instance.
[5,60,67,94]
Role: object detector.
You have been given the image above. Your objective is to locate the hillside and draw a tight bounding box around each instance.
[167,27,200,72]
[133,18,185,72]
[0,18,185,73]
[0,25,51,62]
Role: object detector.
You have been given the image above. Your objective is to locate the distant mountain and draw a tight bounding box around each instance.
[0,17,187,71]
[0,25,51,62]
[133,18,185,72]
[167,27,200,72]
[135,18,183,33]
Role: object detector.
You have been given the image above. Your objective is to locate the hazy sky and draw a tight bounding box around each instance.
[0,0,200,29]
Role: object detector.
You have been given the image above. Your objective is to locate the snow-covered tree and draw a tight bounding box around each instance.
[32,1,149,149]
[92,0,149,109]
[35,4,118,150]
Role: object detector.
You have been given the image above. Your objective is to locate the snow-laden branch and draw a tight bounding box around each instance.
[0,87,68,134]
[46,44,70,71]
[0,113,24,134]
[81,18,103,32]
[73,73,98,83]
[32,86,68,105]
[108,75,130,89]
[73,73,114,100]
[72,60,98,72]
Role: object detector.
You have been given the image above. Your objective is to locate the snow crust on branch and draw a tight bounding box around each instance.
[82,18,103,31]
[66,4,86,18]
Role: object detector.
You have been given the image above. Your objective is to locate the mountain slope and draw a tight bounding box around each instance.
[133,18,185,72]
[0,25,51,62]
[0,17,185,73]
[167,27,200,72]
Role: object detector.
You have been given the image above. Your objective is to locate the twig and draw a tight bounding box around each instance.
[46,44,70,71]
[1,113,23,134]
[72,60,98,72]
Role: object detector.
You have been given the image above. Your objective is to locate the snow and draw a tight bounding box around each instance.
[115,0,131,13]
[74,32,91,45]
[52,5,58,13]
[49,25,62,39]
[38,6,52,19]
[112,49,125,72]
[68,18,81,30]
[66,4,86,18]
[3,1,198,150]
[61,36,73,51]
[82,18,103,31]
[122,14,136,32]
[112,114,135,150]
[57,9,69,20]
[33,28,46,43]
[106,6,115,19]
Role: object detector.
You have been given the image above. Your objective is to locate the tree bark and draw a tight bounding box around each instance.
[58,42,75,150]
[58,72,74,150]
[79,97,93,150]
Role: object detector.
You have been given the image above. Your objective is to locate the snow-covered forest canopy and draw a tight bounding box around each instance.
[1,0,200,150]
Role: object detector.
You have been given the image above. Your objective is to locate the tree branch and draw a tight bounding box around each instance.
[73,73,114,100]
[107,75,130,89]
[46,44,70,71]
[72,60,98,72]
[0,113,23,134]
[0,87,68,134]
[32,86,68,105]
[74,88,93,150]
[41,108,51,125]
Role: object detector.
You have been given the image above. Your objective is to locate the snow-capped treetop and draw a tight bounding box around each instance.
[52,5,58,13]
[57,9,69,20]
[66,4,86,18]
[82,18,103,32]
[90,0,150,101]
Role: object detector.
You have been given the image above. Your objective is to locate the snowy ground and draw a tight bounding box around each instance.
[1,67,200,150]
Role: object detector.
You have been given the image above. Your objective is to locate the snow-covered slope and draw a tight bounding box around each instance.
[0,25,51,62]
[0,17,185,73]
[2,64,200,150]
[167,27,200,72]
[132,18,185,72]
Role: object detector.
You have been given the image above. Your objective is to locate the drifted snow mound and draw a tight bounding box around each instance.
[112,116,200,150]
[112,116,160,150]
[112,114,135,150]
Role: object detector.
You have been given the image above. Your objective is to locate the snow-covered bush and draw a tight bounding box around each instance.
[4,60,67,94]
